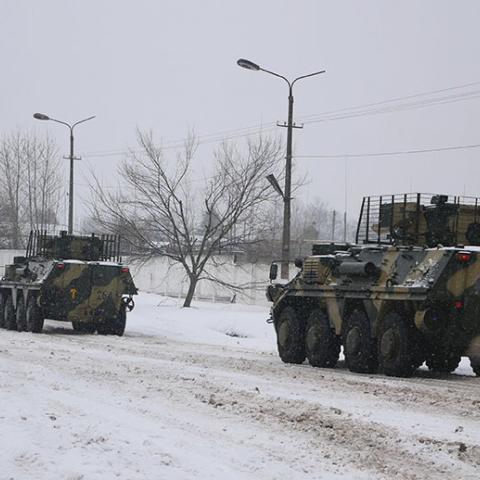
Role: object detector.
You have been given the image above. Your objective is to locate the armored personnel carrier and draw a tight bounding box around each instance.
[267,193,480,377]
[0,230,137,335]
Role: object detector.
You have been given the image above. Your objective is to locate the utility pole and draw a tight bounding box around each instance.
[67,128,77,234]
[34,113,95,234]
[332,210,336,241]
[237,58,325,278]
[278,84,304,279]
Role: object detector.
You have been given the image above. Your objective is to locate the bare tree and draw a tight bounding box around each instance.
[24,134,62,231]
[253,197,358,261]
[0,131,62,248]
[90,130,282,307]
[0,133,23,248]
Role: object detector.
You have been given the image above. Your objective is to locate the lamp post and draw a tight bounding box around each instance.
[33,112,95,234]
[237,58,325,278]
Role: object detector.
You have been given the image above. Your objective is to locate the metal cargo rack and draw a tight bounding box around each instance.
[25,230,122,262]
[356,193,480,247]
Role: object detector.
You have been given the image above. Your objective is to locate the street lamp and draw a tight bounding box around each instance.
[33,112,95,234]
[237,58,325,278]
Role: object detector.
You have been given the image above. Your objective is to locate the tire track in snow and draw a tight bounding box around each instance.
[2,328,479,479]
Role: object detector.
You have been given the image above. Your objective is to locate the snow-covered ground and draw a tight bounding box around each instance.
[1,293,479,480]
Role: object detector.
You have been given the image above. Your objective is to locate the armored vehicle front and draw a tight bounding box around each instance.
[267,193,480,377]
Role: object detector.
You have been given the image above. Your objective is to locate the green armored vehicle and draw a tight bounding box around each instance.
[0,231,137,335]
[267,193,480,377]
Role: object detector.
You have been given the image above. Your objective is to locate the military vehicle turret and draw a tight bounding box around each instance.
[0,230,137,335]
[267,193,480,377]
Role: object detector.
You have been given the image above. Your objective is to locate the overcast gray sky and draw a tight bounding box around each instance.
[2,0,480,229]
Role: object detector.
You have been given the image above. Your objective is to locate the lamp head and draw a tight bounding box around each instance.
[237,58,260,71]
[33,113,50,120]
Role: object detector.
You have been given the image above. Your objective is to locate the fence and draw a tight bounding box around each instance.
[129,255,272,305]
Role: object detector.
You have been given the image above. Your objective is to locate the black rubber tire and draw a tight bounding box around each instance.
[4,294,17,331]
[378,311,417,377]
[72,322,96,334]
[26,295,44,333]
[470,359,480,376]
[426,349,461,373]
[96,306,126,336]
[96,323,110,335]
[411,334,426,369]
[343,309,378,373]
[15,295,27,332]
[305,309,340,368]
[0,292,5,329]
[276,306,306,364]
[111,306,126,336]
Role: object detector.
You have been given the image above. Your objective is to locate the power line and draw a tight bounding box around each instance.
[82,125,279,158]
[296,142,480,159]
[81,80,480,159]
[75,142,480,194]
[303,89,480,125]
[299,80,480,121]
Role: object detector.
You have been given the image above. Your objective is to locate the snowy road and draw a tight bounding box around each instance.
[1,294,479,480]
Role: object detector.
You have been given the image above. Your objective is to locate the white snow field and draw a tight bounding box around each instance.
[1,293,479,480]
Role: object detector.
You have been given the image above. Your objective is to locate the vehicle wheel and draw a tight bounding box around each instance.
[4,294,16,331]
[276,306,306,364]
[0,292,5,329]
[72,322,96,334]
[26,295,44,333]
[426,348,461,373]
[343,309,378,373]
[96,323,111,335]
[411,334,426,369]
[110,305,126,336]
[470,358,480,376]
[15,294,27,331]
[378,311,417,377]
[305,309,340,368]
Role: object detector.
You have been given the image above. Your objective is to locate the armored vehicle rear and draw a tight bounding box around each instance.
[267,193,480,377]
[0,231,137,335]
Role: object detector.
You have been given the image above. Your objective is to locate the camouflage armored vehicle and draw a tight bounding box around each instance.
[267,193,480,377]
[0,230,137,335]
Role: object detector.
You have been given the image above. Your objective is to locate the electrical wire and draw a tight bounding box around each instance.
[303,90,480,125]
[296,142,480,159]
[299,80,480,121]
[81,80,480,159]
[74,141,480,194]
